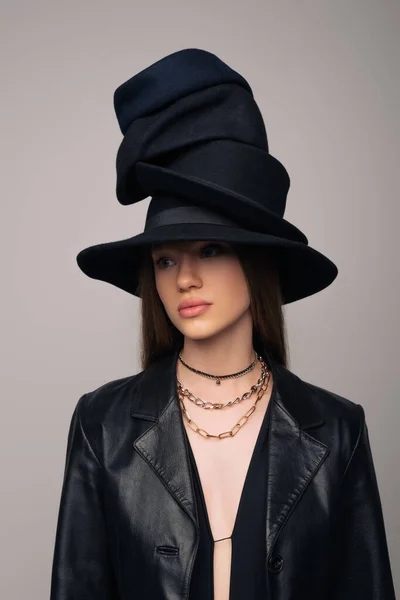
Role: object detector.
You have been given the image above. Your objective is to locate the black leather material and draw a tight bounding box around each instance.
[49,348,396,599]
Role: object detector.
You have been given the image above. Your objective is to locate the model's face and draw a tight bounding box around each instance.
[151,240,251,340]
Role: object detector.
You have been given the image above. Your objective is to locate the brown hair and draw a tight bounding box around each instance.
[136,242,289,371]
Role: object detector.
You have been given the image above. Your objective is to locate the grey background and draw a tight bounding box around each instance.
[1,1,399,597]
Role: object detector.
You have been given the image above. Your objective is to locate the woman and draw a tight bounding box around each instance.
[50,49,396,599]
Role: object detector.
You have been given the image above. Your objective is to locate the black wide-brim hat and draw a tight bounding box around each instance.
[76,48,338,305]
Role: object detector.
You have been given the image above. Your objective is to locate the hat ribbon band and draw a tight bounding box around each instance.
[145,204,241,230]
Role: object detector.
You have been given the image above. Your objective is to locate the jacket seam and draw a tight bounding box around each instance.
[77,394,104,469]
[340,403,365,484]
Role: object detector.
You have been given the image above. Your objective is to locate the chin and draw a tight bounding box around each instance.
[181,322,227,341]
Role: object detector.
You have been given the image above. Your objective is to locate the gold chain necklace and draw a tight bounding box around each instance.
[176,356,267,409]
[177,360,271,440]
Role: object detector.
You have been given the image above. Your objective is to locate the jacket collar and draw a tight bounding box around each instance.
[131,347,329,556]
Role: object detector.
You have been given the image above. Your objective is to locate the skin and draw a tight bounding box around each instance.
[150,239,271,428]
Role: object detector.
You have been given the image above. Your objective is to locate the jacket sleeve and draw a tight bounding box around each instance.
[330,403,396,599]
[49,394,120,599]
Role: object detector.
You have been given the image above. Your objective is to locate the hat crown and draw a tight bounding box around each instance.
[113,48,254,135]
[112,47,308,245]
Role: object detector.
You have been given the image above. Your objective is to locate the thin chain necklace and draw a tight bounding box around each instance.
[177,356,271,440]
[178,349,257,385]
[177,355,267,409]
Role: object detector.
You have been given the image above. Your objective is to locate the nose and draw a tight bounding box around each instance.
[176,254,202,291]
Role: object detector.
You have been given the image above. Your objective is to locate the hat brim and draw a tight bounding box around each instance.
[76,222,338,304]
[131,161,309,245]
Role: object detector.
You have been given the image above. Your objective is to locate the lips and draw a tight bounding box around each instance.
[178,304,211,318]
[178,298,211,311]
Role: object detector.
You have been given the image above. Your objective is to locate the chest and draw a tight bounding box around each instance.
[183,400,269,541]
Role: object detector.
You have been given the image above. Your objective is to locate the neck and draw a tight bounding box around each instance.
[176,333,266,399]
[179,336,256,374]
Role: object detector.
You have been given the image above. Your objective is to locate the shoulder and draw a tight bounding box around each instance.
[296,373,365,459]
[303,377,364,424]
[272,358,365,459]
[275,359,364,426]
[77,369,146,426]
[68,370,147,463]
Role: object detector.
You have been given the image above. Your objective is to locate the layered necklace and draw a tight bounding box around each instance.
[176,349,271,440]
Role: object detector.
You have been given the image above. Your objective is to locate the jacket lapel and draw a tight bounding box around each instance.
[132,351,198,526]
[131,347,330,554]
[263,352,330,555]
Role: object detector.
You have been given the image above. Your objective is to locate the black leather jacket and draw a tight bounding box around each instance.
[49,348,396,599]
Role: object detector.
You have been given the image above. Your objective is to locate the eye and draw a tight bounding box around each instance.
[201,242,225,257]
[153,243,226,270]
[153,256,173,269]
